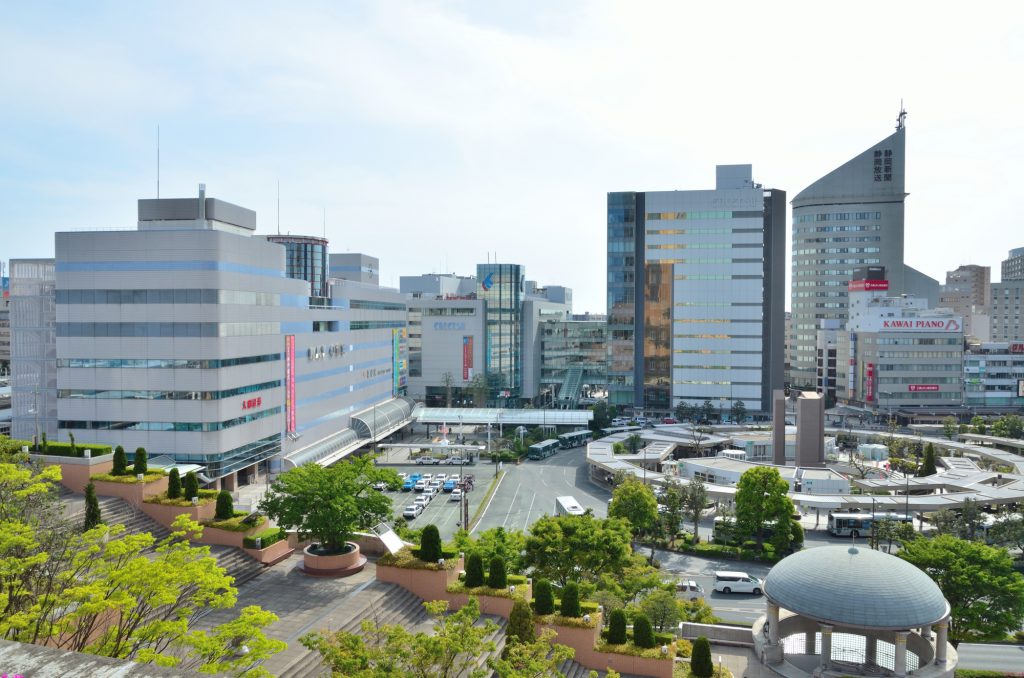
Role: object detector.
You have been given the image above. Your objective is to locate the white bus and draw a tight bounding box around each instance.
[555,496,586,517]
[827,511,913,538]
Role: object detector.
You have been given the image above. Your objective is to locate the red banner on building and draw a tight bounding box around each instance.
[848,279,890,292]
[908,384,940,392]
[285,335,296,433]
[865,363,874,402]
[462,336,473,380]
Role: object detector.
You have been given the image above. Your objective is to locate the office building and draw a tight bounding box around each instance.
[9,259,57,442]
[404,294,486,406]
[330,253,379,286]
[521,284,572,404]
[540,316,607,409]
[1002,246,1024,282]
[939,264,990,340]
[35,187,409,486]
[963,341,1024,413]
[476,263,526,404]
[790,118,940,388]
[607,164,786,418]
[814,319,841,406]
[991,279,1024,341]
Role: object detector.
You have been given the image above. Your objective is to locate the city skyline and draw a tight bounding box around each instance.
[2,1,1024,313]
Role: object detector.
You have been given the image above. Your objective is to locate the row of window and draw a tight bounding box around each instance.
[793,211,882,224]
[646,210,762,221]
[646,227,763,236]
[797,236,882,244]
[58,380,280,401]
[56,289,280,306]
[349,300,407,311]
[794,269,856,277]
[674,274,762,280]
[348,321,406,330]
[794,258,882,266]
[422,307,477,316]
[877,351,962,359]
[57,354,281,369]
[60,406,281,432]
[875,337,961,345]
[648,243,762,250]
[794,247,881,255]
[56,322,280,338]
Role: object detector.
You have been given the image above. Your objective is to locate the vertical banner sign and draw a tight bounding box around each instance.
[285,335,296,433]
[462,335,473,380]
[865,363,874,403]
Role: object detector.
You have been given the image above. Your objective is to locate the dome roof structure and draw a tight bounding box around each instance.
[763,545,949,630]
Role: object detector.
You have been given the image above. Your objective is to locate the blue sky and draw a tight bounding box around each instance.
[2,1,1023,313]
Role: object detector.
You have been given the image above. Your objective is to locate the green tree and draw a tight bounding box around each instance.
[600,555,664,604]
[674,401,694,423]
[489,628,574,678]
[679,599,718,624]
[215,490,234,520]
[533,579,554,615]
[988,508,1024,553]
[899,534,1024,643]
[681,477,708,543]
[465,552,485,587]
[507,598,535,645]
[560,581,581,618]
[83,481,102,531]
[942,416,958,440]
[608,477,658,561]
[631,613,655,648]
[589,400,614,432]
[607,608,628,644]
[955,498,986,541]
[735,466,794,548]
[259,456,398,553]
[700,400,715,424]
[183,471,200,500]
[489,556,508,589]
[690,636,714,677]
[132,447,147,475]
[112,445,127,476]
[639,589,680,633]
[971,415,986,435]
[659,482,686,547]
[469,373,489,408]
[523,513,632,587]
[420,524,442,563]
[919,443,938,477]
[301,597,497,678]
[729,400,747,425]
[167,467,181,499]
[871,518,916,552]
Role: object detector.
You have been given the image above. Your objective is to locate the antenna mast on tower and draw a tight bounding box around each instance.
[896,100,907,131]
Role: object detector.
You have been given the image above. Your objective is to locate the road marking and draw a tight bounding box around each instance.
[501,483,522,529]
[522,491,537,531]
[470,472,508,535]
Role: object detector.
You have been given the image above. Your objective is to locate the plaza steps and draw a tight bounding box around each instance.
[208,544,266,588]
[455,614,507,678]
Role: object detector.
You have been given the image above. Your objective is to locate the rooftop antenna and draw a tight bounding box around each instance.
[276,180,280,235]
[896,100,907,131]
[156,125,160,198]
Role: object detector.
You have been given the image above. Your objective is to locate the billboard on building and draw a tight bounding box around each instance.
[463,336,473,380]
[285,335,296,433]
[908,384,940,392]
[856,317,963,333]
[865,363,874,402]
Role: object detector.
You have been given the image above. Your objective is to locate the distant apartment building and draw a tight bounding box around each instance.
[992,248,1024,342]
[790,119,940,388]
[963,341,1024,412]
[607,164,786,418]
[1002,246,1024,282]
[939,264,990,340]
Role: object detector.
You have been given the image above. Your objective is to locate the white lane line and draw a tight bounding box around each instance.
[522,491,537,531]
[501,483,522,529]
[470,472,508,535]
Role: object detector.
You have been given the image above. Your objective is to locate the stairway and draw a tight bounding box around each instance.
[557,366,585,409]
[208,544,266,588]
[455,614,507,678]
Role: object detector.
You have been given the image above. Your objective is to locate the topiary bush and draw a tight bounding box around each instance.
[534,579,554,615]
[608,608,628,644]
[183,471,200,500]
[632,612,655,649]
[465,552,485,587]
[167,468,181,499]
[690,635,713,677]
[560,581,581,618]
[215,490,234,520]
[112,445,127,475]
[419,524,442,563]
[489,556,508,589]
[83,482,102,531]
[508,598,535,644]
[133,447,148,475]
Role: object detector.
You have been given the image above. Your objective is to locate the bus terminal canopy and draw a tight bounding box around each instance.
[414,407,593,427]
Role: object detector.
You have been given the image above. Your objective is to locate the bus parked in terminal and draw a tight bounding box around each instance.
[827,511,913,538]
[528,439,560,460]
[555,496,586,516]
[558,430,591,449]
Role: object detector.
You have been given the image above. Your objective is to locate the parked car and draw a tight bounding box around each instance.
[402,504,423,519]
[372,481,389,491]
[662,417,679,424]
[414,480,427,492]
[423,486,439,499]
[448,457,464,465]
[713,571,762,595]
[435,473,448,482]
[397,472,408,481]
[414,496,431,508]
[422,473,434,482]
[450,488,463,502]
[443,479,458,493]
[677,580,705,601]
[416,456,439,465]
[401,479,415,492]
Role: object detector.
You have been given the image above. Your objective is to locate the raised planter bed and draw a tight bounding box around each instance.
[298,542,367,578]
[91,474,169,504]
[243,539,294,565]
[376,553,464,601]
[29,452,114,494]
[537,615,673,678]
[139,496,216,527]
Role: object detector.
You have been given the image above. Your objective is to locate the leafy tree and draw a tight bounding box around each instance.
[658,482,686,547]
[919,443,938,477]
[930,508,959,536]
[607,608,628,644]
[624,433,643,455]
[183,471,200,500]
[639,589,679,632]
[679,599,718,624]
[790,520,805,547]
[489,628,573,678]
[942,416,958,440]
[681,477,708,543]
[700,400,715,424]
[469,373,489,408]
[420,524,442,562]
[465,552,485,587]
[956,498,986,541]
[301,597,497,678]
[971,415,987,435]
[988,508,1024,553]
[691,636,714,677]
[83,481,101,531]
[507,598,535,645]
[133,447,148,475]
[612,442,627,455]
[674,401,694,423]
[735,466,794,548]
[992,414,1024,439]
[533,579,554,615]
[729,400,747,425]
[167,467,181,499]
[600,555,664,604]
[632,613,655,648]
[871,518,916,552]
[608,478,658,561]
[899,535,1024,643]
[215,490,234,520]
[441,371,454,408]
[560,581,581,618]
[589,400,614,432]
[259,456,398,553]
[112,445,127,476]
[489,556,508,589]
[523,513,632,587]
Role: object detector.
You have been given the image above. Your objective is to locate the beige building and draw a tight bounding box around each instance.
[939,264,990,340]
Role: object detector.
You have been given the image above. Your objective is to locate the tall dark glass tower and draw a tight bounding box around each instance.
[476,263,524,404]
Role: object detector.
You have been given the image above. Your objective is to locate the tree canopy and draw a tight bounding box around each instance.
[523,513,632,587]
[735,466,794,548]
[608,478,658,539]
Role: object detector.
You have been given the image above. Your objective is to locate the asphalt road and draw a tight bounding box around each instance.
[956,643,1024,671]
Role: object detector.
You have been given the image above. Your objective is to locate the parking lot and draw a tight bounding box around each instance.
[381,463,479,539]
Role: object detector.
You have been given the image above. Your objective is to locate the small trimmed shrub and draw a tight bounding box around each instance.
[691,636,713,677]
[133,447,148,475]
[632,613,655,649]
[791,520,804,545]
[112,446,127,475]
[215,490,234,520]
[465,552,485,587]
[560,581,581,618]
[534,579,554,615]
[508,598,535,644]
[419,524,442,563]
[608,608,628,644]
[183,471,200,500]
[167,468,181,499]
[243,527,287,549]
[83,482,102,531]
[41,431,48,453]
[489,556,508,589]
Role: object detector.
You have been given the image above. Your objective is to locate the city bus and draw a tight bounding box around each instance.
[528,439,560,460]
[599,425,642,436]
[558,430,591,449]
[827,512,913,538]
[555,496,586,516]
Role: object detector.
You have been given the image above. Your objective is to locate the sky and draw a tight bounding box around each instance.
[2,1,1023,313]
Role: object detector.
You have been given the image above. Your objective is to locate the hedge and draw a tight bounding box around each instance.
[379,546,461,571]
[92,470,166,484]
[203,511,265,533]
[243,526,287,549]
[144,488,218,506]
[18,439,113,458]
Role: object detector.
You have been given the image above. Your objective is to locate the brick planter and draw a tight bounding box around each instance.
[139,498,215,529]
[536,616,674,678]
[32,453,114,494]
[298,542,367,577]
[376,556,464,602]
[243,539,294,565]
[198,522,267,548]
[92,475,169,506]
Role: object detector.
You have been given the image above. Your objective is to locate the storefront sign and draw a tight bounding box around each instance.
[1010,343,1024,354]
[462,335,473,380]
[865,363,874,402]
[908,384,940,392]
[433,321,466,331]
[881,318,961,331]
[242,396,263,410]
[848,279,889,292]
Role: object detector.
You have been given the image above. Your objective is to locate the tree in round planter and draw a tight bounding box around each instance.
[419,524,442,562]
[608,608,628,644]
[215,491,234,520]
[167,468,182,499]
[560,581,581,618]
[488,556,508,589]
[258,455,397,555]
[632,612,655,649]
[112,445,128,476]
[183,471,200,501]
[133,447,148,475]
[465,553,485,587]
[690,636,713,677]
[533,579,554,615]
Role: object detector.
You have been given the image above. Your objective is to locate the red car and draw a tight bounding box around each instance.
[661,417,679,424]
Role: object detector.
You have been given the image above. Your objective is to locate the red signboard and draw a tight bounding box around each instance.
[908,384,940,392]
[865,363,874,402]
[462,335,473,380]
[285,335,296,433]
[848,279,890,292]
[242,396,263,410]
[1011,343,1024,354]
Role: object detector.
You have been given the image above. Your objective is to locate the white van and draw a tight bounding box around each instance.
[713,571,763,595]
